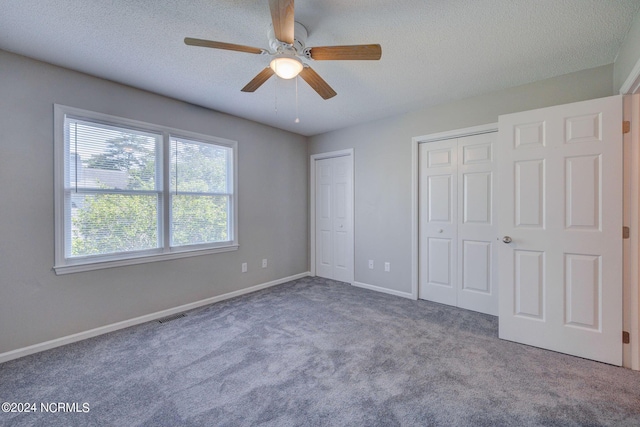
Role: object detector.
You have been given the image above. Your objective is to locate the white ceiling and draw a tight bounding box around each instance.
[1,0,639,136]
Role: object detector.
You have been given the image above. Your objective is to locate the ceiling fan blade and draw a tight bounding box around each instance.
[241,67,275,92]
[184,37,266,55]
[299,67,337,100]
[269,0,295,45]
[308,44,382,60]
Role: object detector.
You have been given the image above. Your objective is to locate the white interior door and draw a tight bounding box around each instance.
[498,95,623,365]
[419,140,458,306]
[315,155,353,283]
[419,132,498,315]
[457,133,498,315]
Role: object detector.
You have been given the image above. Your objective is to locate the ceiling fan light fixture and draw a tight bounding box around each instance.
[270,55,303,79]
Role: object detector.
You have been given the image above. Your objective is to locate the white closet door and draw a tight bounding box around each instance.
[316,158,334,279]
[457,133,498,315]
[332,155,353,283]
[419,133,498,315]
[498,95,622,365]
[315,155,353,282]
[419,140,458,306]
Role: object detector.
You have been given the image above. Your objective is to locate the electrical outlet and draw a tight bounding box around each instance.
[384,262,390,272]
[262,259,267,268]
[241,262,247,273]
[368,260,374,269]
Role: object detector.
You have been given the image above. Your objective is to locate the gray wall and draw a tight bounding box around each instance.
[614,8,640,93]
[0,50,308,355]
[309,64,615,295]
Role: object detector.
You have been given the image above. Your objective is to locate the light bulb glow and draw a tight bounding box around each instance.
[270,56,303,79]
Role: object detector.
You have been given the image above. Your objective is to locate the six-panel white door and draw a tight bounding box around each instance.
[498,95,623,365]
[315,155,353,283]
[419,139,458,307]
[419,132,498,315]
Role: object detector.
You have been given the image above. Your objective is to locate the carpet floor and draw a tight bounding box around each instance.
[1,276,639,426]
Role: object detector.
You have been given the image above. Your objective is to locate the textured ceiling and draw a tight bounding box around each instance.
[1,0,639,136]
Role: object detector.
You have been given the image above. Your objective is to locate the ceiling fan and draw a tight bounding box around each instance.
[184,0,382,100]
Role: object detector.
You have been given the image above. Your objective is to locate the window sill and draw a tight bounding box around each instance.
[53,244,239,275]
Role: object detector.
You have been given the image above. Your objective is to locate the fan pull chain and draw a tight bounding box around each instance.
[274,75,278,116]
[295,76,300,124]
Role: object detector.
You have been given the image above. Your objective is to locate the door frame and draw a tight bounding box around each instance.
[411,123,498,300]
[623,94,640,370]
[620,59,640,370]
[310,149,355,284]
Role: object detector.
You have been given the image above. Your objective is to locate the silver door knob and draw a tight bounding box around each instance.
[502,236,512,244]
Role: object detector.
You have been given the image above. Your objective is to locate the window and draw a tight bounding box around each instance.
[170,137,233,247]
[54,105,238,274]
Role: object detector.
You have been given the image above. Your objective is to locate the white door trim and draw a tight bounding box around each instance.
[310,149,355,283]
[624,94,640,370]
[619,56,640,95]
[620,60,640,370]
[411,123,498,301]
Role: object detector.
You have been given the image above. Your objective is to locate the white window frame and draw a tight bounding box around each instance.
[53,104,238,275]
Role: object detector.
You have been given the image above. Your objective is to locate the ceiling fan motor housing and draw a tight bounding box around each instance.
[268,21,308,54]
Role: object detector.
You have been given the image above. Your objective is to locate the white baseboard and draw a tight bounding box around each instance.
[0,271,311,364]
[352,281,415,300]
